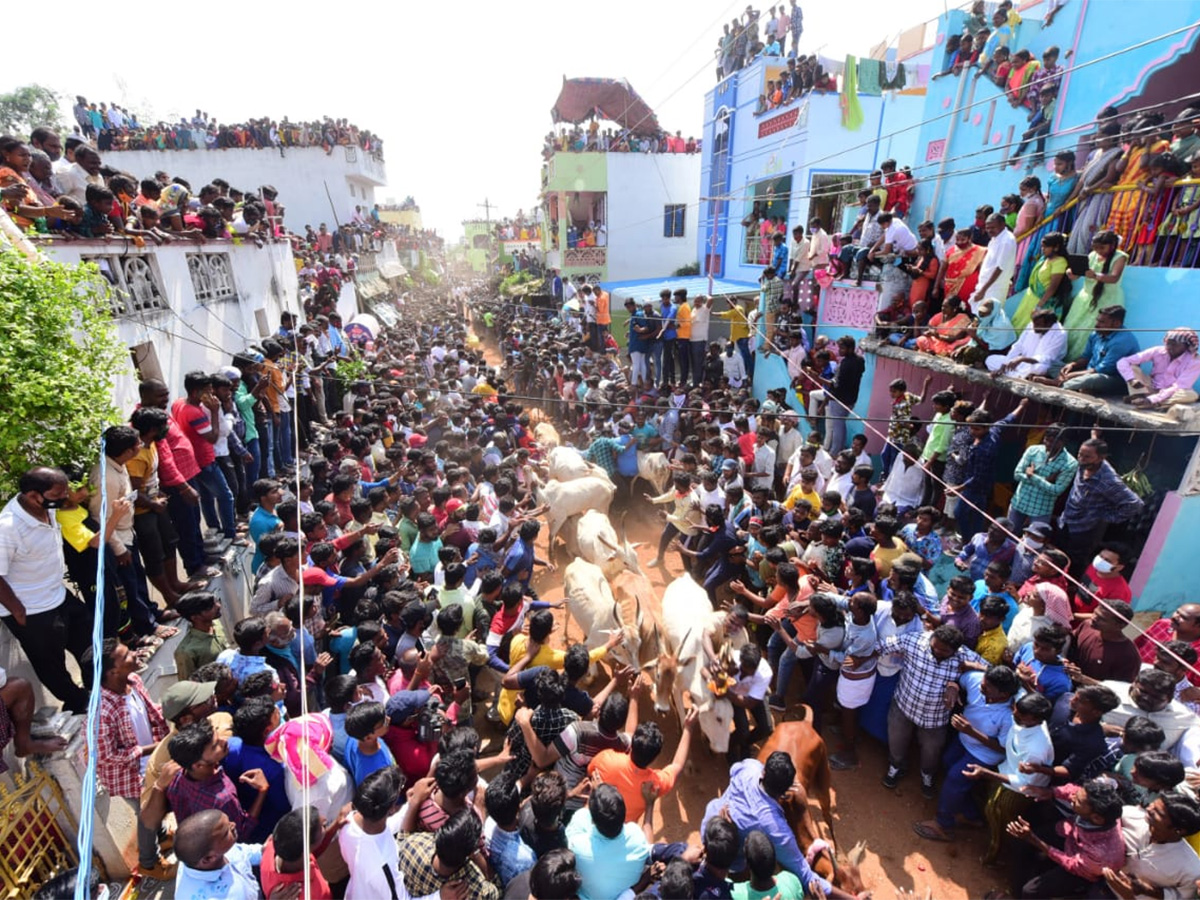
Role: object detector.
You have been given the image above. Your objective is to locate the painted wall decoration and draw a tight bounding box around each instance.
[817,282,878,330]
[925,139,946,162]
[758,107,801,139]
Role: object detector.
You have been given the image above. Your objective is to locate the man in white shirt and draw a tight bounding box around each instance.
[985,310,1067,379]
[807,217,831,276]
[0,467,92,713]
[56,146,105,203]
[871,212,920,311]
[689,296,712,388]
[881,442,926,514]
[971,214,1017,313]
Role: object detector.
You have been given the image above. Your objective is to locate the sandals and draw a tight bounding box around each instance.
[912,821,954,843]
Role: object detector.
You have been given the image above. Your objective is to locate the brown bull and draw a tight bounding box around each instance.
[758,712,867,894]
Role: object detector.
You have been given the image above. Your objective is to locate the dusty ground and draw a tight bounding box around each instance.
[474,337,1000,897]
[489,502,1004,900]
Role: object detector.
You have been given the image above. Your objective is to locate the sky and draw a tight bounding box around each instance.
[8,0,949,240]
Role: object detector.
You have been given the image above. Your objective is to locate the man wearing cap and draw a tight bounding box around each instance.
[137,680,229,881]
[984,309,1067,379]
[383,688,441,789]
[1008,424,1077,534]
[1116,327,1200,409]
[1010,521,1052,586]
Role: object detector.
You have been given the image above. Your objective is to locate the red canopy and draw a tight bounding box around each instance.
[551,77,662,137]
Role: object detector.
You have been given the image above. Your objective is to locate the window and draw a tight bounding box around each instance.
[82,254,168,316]
[664,204,687,238]
[187,252,237,304]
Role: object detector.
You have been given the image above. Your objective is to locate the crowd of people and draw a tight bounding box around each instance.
[543,126,700,157]
[715,3,805,80]
[742,109,1200,412]
[70,96,384,159]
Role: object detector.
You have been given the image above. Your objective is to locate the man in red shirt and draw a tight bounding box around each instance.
[138,379,209,579]
[171,372,238,544]
[1073,543,1132,615]
[1136,604,1200,686]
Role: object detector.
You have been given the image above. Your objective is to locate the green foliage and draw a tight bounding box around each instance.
[0,84,65,136]
[673,262,701,276]
[499,270,538,296]
[335,355,368,384]
[0,250,129,496]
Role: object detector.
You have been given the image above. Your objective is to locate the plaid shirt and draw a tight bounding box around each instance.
[1010,445,1077,517]
[166,767,257,839]
[505,705,580,779]
[1058,461,1144,533]
[881,631,982,728]
[98,675,168,798]
[585,437,626,478]
[397,832,499,899]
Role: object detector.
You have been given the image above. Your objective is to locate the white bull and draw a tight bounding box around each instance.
[659,574,733,754]
[576,510,643,581]
[634,451,671,497]
[538,476,615,556]
[546,446,613,484]
[563,560,671,712]
[534,422,561,449]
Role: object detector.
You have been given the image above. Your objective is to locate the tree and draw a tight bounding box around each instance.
[0,249,129,497]
[0,84,65,136]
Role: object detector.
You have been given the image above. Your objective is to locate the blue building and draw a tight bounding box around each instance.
[701,0,1200,611]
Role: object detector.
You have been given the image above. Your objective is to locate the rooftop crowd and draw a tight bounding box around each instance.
[543,125,700,157]
[70,95,384,159]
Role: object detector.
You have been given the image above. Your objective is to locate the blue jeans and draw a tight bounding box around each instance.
[261,418,276,477]
[824,398,851,453]
[276,411,295,469]
[650,342,664,385]
[245,437,262,487]
[106,542,158,637]
[194,464,236,539]
[936,735,990,829]
[768,619,806,705]
[881,441,900,477]
[1005,505,1049,537]
[164,483,205,574]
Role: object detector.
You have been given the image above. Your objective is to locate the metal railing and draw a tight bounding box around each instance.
[0,762,83,898]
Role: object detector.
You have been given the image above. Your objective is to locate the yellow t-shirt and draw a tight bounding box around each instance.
[472,383,498,397]
[783,485,821,513]
[674,302,692,340]
[870,539,910,578]
[56,506,95,553]
[714,305,751,341]
[125,444,159,515]
[496,634,608,725]
[976,626,1008,665]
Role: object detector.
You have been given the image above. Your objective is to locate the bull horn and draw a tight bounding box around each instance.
[596,533,619,552]
[619,510,628,543]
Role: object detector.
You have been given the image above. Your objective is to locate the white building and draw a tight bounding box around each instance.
[541,151,701,283]
[38,238,300,410]
[99,145,387,232]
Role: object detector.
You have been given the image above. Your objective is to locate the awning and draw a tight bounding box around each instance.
[551,77,661,137]
[368,299,399,327]
[605,276,759,306]
[379,260,408,280]
[356,271,389,301]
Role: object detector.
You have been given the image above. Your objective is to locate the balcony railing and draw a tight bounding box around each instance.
[564,247,606,268]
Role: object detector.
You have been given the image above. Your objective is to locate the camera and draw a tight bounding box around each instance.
[416,695,446,744]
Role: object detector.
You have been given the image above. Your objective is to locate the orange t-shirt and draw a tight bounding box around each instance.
[588,750,676,822]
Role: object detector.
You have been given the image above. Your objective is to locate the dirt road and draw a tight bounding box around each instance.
[512,504,1003,899]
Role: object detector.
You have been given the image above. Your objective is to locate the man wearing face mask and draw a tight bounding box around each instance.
[1010,521,1051,586]
[1055,437,1143,580]
[0,467,94,713]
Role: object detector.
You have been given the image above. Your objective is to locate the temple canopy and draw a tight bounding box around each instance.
[551,77,662,137]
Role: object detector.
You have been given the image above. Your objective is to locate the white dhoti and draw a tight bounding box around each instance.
[984,355,1047,379]
[836,670,877,709]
